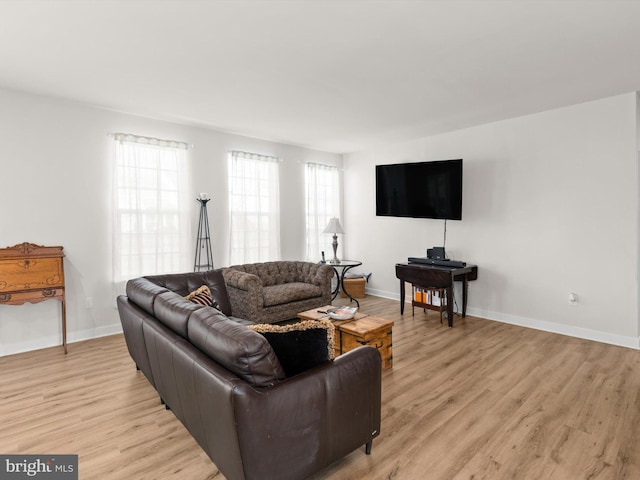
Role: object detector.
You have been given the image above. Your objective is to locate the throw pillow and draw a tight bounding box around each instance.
[248,319,335,377]
[185,285,221,311]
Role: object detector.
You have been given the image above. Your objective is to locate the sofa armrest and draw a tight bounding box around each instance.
[222,268,264,321]
[232,346,382,480]
[310,263,334,289]
[223,268,262,291]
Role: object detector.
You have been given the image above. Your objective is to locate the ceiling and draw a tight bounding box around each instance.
[2,1,640,154]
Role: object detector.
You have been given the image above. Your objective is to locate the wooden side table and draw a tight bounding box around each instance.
[0,242,67,353]
[297,306,393,370]
[338,316,394,371]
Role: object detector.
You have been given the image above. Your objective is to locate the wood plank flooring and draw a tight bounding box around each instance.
[1,295,639,479]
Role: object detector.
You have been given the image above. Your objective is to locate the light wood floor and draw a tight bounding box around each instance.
[1,295,639,479]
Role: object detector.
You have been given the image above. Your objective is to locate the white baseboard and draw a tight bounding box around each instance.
[365,288,640,350]
[69,323,124,343]
[0,323,123,357]
[365,287,400,301]
[468,307,640,350]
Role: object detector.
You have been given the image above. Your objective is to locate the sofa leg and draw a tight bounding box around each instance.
[135,364,140,371]
[365,441,372,455]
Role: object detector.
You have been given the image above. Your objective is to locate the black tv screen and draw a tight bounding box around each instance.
[376,159,463,220]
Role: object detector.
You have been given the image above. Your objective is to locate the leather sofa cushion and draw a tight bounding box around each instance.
[188,308,286,387]
[126,277,170,316]
[227,316,256,326]
[144,270,233,316]
[155,291,204,338]
[263,283,323,307]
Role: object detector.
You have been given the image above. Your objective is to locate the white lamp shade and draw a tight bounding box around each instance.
[323,217,344,234]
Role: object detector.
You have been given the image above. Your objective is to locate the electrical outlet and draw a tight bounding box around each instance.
[568,293,578,306]
[85,297,93,309]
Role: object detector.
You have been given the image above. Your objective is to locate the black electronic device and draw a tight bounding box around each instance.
[408,257,467,268]
[427,247,446,259]
[376,159,462,220]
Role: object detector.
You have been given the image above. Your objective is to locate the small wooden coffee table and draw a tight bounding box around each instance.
[298,305,394,371]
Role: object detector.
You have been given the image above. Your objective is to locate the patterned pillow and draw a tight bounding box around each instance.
[248,319,335,377]
[185,285,221,311]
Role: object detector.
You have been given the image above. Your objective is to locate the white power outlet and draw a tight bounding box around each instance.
[568,293,578,306]
[85,297,94,309]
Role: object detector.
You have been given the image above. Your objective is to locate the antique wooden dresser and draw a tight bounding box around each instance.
[0,242,67,353]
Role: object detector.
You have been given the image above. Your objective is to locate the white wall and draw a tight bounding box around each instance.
[3,87,637,354]
[0,88,341,356]
[344,93,639,348]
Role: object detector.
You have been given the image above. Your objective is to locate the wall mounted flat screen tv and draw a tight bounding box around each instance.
[376,159,463,220]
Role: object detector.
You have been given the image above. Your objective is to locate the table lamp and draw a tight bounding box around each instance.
[323,217,344,264]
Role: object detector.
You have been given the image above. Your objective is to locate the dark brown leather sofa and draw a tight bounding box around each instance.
[117,269,382,480]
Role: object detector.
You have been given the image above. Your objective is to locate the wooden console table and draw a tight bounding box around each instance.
[0,242,67,353]
[395,262,478,328]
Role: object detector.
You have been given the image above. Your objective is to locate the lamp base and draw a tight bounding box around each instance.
[330,234,340,264]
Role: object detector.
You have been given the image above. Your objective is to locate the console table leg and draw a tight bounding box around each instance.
[446,286,454,328]
[462,276,468,318]
[399,280,405,315]
[61,298,67,354]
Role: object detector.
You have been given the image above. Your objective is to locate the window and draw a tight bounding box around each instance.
[228,151,281,264]
[305,163,340,262]
[113,134,190,284]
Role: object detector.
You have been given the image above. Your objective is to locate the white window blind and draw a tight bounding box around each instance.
[228,151,281,264]
[113,134,190,284]
[305,163,340,262]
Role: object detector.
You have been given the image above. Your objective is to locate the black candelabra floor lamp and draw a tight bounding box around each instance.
[194,193,214,271]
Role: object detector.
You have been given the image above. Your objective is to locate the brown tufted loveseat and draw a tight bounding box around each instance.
[222,261,334,324]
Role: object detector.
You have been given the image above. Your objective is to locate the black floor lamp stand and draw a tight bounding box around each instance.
[194,197,214,271]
